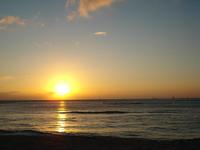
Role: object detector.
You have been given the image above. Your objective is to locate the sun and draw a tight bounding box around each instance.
[55,83,71,96]
[46,76,80,99]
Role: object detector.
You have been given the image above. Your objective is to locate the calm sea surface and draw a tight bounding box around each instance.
[0,100,200,139]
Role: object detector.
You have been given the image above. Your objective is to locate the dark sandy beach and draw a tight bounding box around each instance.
[0,134,200,150]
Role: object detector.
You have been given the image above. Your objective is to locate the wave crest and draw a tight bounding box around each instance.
[61,111,129,114]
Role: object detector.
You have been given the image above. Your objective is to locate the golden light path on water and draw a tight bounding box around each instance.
[56,101,79,133]
[57,101,67,133]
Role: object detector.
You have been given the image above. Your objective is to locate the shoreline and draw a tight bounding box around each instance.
[0,132,200,150]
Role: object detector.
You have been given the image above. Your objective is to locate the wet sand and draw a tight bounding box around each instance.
[0,134,200,150]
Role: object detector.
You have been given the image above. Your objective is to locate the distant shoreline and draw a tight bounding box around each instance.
[0,98,200,102]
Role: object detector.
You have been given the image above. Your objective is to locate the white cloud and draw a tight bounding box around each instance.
[94,31,107,36]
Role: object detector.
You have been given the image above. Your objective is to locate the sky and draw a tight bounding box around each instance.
[0,0,200,100]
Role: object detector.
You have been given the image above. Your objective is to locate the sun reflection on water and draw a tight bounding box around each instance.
[57,101,67,133]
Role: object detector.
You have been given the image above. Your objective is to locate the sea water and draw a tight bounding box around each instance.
[0,99,200,139]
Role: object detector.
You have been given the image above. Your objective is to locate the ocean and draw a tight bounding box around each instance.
[0,99,200,140]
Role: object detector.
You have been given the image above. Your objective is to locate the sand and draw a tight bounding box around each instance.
[0,134,200,150]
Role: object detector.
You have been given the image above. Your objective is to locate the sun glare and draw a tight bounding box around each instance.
[55,83,71,96]
[46,75,80,100]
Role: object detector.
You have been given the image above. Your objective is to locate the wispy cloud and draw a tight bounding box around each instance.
[0,16,26,26]
[0,75,14,81]
[0,91,19,100]
[67,11,77,21]
[66,0,118,21]
[0,91,50,100]
[34,41,53,49]
[94,31,107,36]
[0,15,45,32]
[0,16,26,32]
[32,11,46,28]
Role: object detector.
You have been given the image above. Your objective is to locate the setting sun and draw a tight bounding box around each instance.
[55,83,71,96]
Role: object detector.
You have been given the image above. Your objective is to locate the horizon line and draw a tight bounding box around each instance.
[0,97,200,101]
